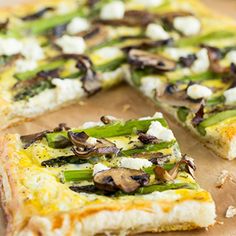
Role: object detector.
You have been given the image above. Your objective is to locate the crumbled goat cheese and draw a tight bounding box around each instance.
[191,48,210,73]
[120,157,153,170]
[92,47,123,63]
[100,1,125,20]
[173,16,201,36]
[225,50,236,64]
[56,35,86,54]
[164,47,190,60]
[82,121,104,129]
[21,39,44,61]
[66,17,90,35]
[87,137,97,145]
[187,84,212,100]
[15,59,37,73]
[215,170,231,188]
[132,0,164,7]
[147,121,175,142]
[139,112,163,120]
[0,38,23,56]
[140,76,166,98]
[224,87,236,105]
[145,23,169,40]
[93,163,110,176]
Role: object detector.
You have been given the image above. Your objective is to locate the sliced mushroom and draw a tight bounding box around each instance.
[156,83,203,112]
[0,19,9,33]
[20,130,51,149]
[76,55,101,95]
[96,10,155,27]
[179,54,197,68]
[68,131,120,159]
[93,168,149,193]
[154,155,196,182]
[203,45,228,74]
[122,38,173,52]
[191,103,205,126]
[138,133,159,144]
[21,7,55,21]
[100,115,120,124]
[128,49,176,72]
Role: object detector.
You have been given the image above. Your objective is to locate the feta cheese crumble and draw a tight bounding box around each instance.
[56,35,86,54]
[87,137,97,145]
[224,87,236,105]
[187,84,212,100]
[66,17,90,35]
[140,76,166,98]
[15,59,37,73]
[120,157,152,170]
[191,48,210,73]
[93,163,110,176]
[0,38,23,56]
[164,47,190,60]
[173,16,201,36]
[226,50,236,64]
[147,121,175,142]
[145,23,169,40]
[82,121,104,129]
[132,0,164,7]
[52,78,84,103]
[100,1,125,20]
[21,39,44,61]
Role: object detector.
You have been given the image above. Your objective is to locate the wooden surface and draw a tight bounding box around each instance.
[0,1,236,236]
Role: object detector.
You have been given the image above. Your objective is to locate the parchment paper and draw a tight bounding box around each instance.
[0,1,236,235]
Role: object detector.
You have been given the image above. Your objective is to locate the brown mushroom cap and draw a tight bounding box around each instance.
[128,49,176,72]
[94,168,150,193]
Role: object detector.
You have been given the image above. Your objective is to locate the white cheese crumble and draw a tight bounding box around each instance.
[191,48,210,73]
[120,157,152,170]
[15,59,37,73]
[226,50,236,64]
[132,0,164,7]
[0,38,23,56]
[87,137,97,145]
[145,23,169,40]
[56,35,86,54]
[139,112,163,120]
[51,78,84,103]
[187,84,212,100]
[82,121,104,129]
[93,163,110,176]
[215,170,231,188]
[21,39,44,61]
[147,121,175,142]
[164,47,190,60]
[66,17,90,35]
[100,1,125,20]
[224,87,236,105]
[173,16,201,36]
[140,76,166,98]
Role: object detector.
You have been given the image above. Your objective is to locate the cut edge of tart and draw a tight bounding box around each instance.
[0,113,216,235]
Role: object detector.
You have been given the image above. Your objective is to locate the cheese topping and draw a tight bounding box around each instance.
[15,59,37,73]
[100,1,125,20]
[224,87,236,105]
[187,84,212,100]
[145,23,169,40]
[120,157,153,170]
[56,35,86,54]
[147,121,175,142]
[140,76,166,98]
[82,121,104,129]
[66,17,90,35]
[93,163,110,176]
[21,39,44,61]
[226,50,236,64]
[0,38,23,56]
[164,47,190,60]
[191,48,210,73]
[132,0,164,7]
[173,16,201,36]
[139,112,163,120]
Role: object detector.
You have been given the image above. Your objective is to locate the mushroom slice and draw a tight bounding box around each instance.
[138,133,159,144]
[68,131,90,148]
[0,19,9,33]
[100,115,120,124]
[21,7,55,21]
[76,55,101,95]
[96,10,155,27]
[128,49,176,72]
[94,168,149,193]
[192,103,205,127]
[203,45,228,74]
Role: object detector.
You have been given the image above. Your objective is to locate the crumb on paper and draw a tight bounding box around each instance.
[79,101,86,106]
[225,206,236,218]
[215,170,231,188]
[122,104,131,112]
[216,221,224,225]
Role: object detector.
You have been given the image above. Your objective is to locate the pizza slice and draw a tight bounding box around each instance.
[0,113,215,235]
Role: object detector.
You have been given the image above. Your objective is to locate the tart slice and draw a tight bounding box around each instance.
[0,113,215,235]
